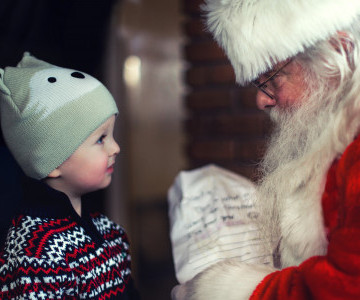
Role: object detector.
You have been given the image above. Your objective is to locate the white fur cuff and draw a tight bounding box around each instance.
[189,260,275,300]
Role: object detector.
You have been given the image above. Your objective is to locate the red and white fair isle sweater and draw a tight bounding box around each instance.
[0,178,139,299]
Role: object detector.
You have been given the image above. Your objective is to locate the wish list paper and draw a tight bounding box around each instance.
[168,164,272,283]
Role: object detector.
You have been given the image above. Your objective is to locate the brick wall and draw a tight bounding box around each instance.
[183,0,271,181]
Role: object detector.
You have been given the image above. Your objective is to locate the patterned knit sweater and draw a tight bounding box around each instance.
[0,177,139,299]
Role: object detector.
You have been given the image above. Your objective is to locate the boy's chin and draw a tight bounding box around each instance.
[101,176,113,188]
[83,177,113,195]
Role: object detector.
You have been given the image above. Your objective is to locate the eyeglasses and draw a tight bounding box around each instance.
[251,60,292,100]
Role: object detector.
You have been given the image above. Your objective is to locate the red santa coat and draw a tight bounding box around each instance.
[250,135,360,299]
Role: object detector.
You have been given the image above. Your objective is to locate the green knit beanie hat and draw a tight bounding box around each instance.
[0,52,118,179]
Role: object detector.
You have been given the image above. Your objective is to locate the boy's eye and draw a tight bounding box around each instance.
[96,135,106,144]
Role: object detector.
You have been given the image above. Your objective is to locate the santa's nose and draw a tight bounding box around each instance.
[256,90,276,110]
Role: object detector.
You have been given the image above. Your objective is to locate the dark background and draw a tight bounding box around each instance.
[0,0,117,244]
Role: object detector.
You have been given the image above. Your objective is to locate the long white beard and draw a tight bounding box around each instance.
[256,85,348,267]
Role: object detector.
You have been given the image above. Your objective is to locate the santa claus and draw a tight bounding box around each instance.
[172,0,360,299]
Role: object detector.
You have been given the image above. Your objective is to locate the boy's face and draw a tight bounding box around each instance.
[51,115,120,197]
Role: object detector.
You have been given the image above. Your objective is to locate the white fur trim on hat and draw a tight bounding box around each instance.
[203,0,360,84]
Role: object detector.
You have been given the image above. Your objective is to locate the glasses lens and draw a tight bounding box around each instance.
[253,80,259,86]
[252,60,292,100]
[251,79,274,99]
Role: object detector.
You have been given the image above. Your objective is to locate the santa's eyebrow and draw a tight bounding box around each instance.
[264,67,282,77]
[263,71,273,77]
[262,60,292,79]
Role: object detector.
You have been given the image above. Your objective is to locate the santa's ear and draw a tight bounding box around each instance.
[331,31,354,56]
[47,168,61,178]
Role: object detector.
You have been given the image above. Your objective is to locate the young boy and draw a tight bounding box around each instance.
[0,52,139,299]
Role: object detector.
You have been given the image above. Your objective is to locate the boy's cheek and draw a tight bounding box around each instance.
[86,158,111,180]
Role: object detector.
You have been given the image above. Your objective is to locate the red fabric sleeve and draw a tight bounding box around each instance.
[250,136,360,299]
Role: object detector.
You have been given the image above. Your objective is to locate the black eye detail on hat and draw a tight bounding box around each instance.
[71,72,85,79]
[48,77,57,83]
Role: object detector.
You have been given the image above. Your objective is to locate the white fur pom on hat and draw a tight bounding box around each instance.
[203,0,360,85]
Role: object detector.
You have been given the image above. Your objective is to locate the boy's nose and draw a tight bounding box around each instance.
[110,139,120,157]
[256,90,276,110]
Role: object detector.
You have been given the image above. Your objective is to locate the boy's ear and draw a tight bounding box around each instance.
[48,168,61,178]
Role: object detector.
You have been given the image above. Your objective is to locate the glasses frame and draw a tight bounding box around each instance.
[251,60,292,100]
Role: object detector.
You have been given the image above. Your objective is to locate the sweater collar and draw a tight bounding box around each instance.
[19,176,105,245]
[20,176,81,218]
